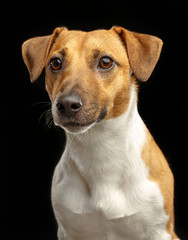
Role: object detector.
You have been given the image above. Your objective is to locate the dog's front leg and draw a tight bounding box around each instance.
[53,207,68,240]
[57,223,72,240]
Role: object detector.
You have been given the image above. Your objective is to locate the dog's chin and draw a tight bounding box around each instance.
[55,121,96,134]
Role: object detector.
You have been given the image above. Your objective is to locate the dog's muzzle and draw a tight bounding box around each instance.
[52,93,104,134]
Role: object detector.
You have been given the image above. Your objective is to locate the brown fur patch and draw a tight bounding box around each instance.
[142,128,177,237]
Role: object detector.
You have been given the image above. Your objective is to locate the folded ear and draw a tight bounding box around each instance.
[22,27,67,83]
[112,26,163,82]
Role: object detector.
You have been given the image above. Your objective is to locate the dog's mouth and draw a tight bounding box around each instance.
[53,107,107,134]
[57,120,96,134]
[63,121,94,128]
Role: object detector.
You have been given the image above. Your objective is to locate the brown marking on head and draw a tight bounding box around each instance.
[22,26,163,130]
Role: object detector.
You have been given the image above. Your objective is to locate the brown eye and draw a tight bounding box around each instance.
[50,57,62,70]
[99,56,113,69]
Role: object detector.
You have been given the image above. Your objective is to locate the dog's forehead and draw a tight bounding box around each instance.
[52,29,127,58]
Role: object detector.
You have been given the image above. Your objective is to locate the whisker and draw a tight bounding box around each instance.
[33,101,51,107]
[32,101,54,128]
[36,105,54,129]
[39,109,50,124]
[45,109,54,128]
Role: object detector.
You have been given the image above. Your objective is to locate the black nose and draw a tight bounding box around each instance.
[56,94,83,117]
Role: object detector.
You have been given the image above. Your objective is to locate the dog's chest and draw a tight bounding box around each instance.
[52,160,141,240]
[51,152,167,240]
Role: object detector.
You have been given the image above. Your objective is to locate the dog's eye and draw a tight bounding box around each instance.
[99,56,113,69]
[49,57,62,71]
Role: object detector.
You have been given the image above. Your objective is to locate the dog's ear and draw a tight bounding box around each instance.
[22,27,67,83]
[112,26,163,82]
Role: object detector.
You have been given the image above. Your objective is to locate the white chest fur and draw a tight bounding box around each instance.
[51,87,170,240]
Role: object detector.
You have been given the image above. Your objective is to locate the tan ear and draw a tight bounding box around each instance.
[112,26,163,82]
[22,27,67,82]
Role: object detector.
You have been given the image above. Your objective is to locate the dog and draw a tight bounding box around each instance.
[22,26,179,240]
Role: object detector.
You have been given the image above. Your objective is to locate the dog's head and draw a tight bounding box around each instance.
[22,26,163,134]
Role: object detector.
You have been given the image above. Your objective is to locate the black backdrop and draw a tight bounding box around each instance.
[2,1,188,239]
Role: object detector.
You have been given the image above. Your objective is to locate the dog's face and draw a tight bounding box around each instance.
[46,29,131,133]
[22,26,163,134]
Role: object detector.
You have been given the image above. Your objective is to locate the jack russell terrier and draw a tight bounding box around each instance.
[22,26,179,240]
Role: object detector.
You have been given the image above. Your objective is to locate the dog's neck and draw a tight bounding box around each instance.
[65,85,147,178]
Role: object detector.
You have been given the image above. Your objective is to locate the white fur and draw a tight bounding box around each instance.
[51,86,171,240]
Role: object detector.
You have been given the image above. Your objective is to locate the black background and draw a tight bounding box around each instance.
[2,1,188,239]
